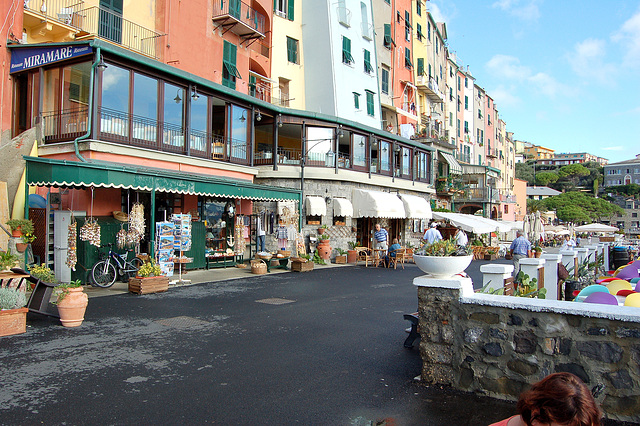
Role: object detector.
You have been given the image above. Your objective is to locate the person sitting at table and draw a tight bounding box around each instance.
[385,238,402,267]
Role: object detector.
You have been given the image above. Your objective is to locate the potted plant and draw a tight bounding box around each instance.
[334,248,347,264]
[6,219,34,239]
[29,263,57,286]
[532,244,543,258]
[55,279,88,328]
[0,287,28,337]
[128,260,169,294]
[413,237,473,278]
[317,233,331,262]
[484,249,498,261]
[0,250,20,272]
[347,241,358,263]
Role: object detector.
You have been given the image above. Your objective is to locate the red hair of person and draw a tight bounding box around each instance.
[517,372,601,426]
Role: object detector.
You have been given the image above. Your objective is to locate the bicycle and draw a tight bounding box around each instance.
[91,243,144,288]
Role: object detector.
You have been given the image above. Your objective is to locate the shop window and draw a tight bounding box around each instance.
[334,216,346,226]
[307,215,321,225]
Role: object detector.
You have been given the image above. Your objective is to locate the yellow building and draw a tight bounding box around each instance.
[524,144,554,161]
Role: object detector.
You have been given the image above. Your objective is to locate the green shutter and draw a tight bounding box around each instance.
[287,0,294,21]
[353,92,360,109]
[383,23,394,47]
[287,37,297,63]
[366,90,374,116]
[342,37,354,63]
[405,48,412,68]
[417,58,424,76]
[364,49,373,73]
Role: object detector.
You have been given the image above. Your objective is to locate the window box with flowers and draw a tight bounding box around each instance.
[128,260,169,295]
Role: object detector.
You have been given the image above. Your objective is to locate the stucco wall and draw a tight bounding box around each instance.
[416,279,640,423]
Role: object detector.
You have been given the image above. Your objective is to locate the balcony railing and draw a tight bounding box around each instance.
[212,0,265,39]
[74,7,165,59]
[42,108,89,142]
[24,0,85,26]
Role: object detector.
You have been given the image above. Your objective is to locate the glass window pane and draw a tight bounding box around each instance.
[191,93,208,152]
[230,104,247,160]
[379,141,390,171]
[133,73,157,141]
[307,126,334,166]
[353,134,366,167]
[100,64,129,136]
[402,147,410,175]
[163,82,184,147]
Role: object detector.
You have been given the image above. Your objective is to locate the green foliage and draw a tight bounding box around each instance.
[137,260,163,277]
[0,250,20,271]
[55,280,84,304]
[607,184,640,197]
[0,287,27,309]
[347,241,358,250]
[335,248,347,256]
[415,237,471,256]
[312,251,326,265]
[513,271,547,299]
[29,263,57,283]
[515,161,535,185]
[535,171,559,186]
[319,233,330,241]
[6,219,34,235]
[537,191,623,223]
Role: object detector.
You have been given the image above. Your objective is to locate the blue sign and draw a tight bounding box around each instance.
[10,45,92,73]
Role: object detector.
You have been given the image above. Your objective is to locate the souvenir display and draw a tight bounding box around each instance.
[66,216,77,270]
[79,218,100,247]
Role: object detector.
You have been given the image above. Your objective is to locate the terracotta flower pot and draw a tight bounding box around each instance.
[347,250,358,263]
[15,242,28,253]
[57,287,88,328]
[11,228,22,238]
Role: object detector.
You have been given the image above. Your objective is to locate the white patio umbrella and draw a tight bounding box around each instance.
[522,214,532,241]
[574,223,619,233]
[533,211,544,244]
[568,222,575,239]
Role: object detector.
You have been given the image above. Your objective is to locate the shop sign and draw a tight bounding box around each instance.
[10,45,92,73]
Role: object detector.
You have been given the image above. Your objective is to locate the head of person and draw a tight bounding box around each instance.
[375,223,381,231]
[516,230,523,238]
[431,222,437,228]
[565,235,570,241]
[516,372,601,426]
[392,238,398,244]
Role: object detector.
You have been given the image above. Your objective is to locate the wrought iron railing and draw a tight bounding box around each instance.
[74,7,165,59]
[24,0,85,26]
[212,0,265,35]
[42,108,89,142]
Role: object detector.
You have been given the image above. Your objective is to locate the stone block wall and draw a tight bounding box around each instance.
[416,282,640,423]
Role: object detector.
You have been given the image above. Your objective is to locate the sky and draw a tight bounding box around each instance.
[425,0,640,165]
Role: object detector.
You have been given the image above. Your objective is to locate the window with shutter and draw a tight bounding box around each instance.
[342,36,354,64]
[364,49,373,74]
[365,90,374,116]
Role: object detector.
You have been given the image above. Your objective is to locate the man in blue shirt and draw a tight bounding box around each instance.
[510,230,532,275]
[373,223,389,251]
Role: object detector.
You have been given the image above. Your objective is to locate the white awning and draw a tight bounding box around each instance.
[432,212,503,234]
[441,152,462,175]
[333,198,353,217]
[277,200,296,216]
[398,194,432,219]
[305,196,327,216]
[352,189,406,218]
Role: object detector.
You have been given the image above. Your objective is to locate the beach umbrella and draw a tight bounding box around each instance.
[574,223,619,233]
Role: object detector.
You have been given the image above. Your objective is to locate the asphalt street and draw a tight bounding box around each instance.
[0,261,629,425]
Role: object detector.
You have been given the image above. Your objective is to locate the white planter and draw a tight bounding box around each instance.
[414,255,473,278]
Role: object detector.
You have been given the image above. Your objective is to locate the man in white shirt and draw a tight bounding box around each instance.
[455,228,468,247]
[423,222,443,244]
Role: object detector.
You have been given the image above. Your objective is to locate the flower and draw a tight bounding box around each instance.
[137,260,163,277]
[29,263,57,283]
[22,231,36,244]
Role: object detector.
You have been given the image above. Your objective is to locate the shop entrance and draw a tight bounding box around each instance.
[355,218,404,248]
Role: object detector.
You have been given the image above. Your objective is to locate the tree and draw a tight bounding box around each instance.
[539,192,623,223]
[535,171,559,186]
[515,161,535,186]
[556,164,591,190]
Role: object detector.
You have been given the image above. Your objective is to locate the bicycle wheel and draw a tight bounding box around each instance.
[92,260,117,288]
[125,257,144,280]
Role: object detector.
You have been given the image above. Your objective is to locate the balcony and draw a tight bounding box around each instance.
[212,0,266,41]
[415,75,444,103]
[361,22,373,40]
[451,187,502,204]
[486,148,497,158]
[23,0,85,42]
[337,6,352,27]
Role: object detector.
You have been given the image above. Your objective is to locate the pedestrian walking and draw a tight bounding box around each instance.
[373,223,389,251]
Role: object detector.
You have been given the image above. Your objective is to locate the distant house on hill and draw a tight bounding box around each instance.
[526,186,561,200]
[603,154,640,187]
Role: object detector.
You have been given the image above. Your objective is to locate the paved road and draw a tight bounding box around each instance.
[0,261,629,425]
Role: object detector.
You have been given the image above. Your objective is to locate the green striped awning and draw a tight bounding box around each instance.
[25,157,300,202]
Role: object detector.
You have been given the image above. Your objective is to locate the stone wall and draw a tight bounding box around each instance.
[416,278,640,423]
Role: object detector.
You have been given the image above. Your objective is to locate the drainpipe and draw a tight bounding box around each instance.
[73,46,103,162]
